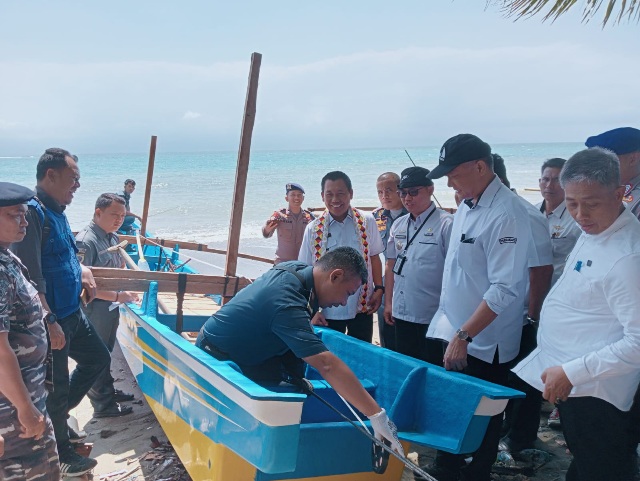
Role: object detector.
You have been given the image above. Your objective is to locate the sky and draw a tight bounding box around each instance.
[0,1,638,155]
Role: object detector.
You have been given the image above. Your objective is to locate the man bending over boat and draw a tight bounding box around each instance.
[196,246,403,455]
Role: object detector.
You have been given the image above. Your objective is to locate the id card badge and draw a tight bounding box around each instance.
[392,252,407,275]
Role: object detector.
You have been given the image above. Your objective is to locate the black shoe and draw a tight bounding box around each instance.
[498,435,534,454]
[415,464,459,481]
[59,449,97,477]
[113,388,135,402]
[68,426,88,444]
[93,402,133,418]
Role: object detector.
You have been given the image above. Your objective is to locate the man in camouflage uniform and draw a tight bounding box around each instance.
[0,182,60,480]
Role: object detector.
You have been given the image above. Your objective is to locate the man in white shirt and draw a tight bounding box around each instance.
[299,171,384,342]
[514,147,640,481]
[422,134,531,481]
[384,166,453,359]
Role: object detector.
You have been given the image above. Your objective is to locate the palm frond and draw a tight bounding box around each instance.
[492,0,640,26]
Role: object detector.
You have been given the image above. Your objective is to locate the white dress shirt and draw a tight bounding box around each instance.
[386,204,453,324]
[427,176,531,364]
[536,200,582,285]
[298,209,384,320]
[514,207,640,411]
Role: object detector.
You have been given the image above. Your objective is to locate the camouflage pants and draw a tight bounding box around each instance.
[0,416,60,481]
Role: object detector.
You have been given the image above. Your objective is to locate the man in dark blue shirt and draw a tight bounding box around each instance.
[197,246,403,455]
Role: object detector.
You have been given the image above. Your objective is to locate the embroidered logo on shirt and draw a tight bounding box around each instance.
[499,237,517,244]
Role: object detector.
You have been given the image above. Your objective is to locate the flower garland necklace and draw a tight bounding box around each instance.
[313,208,369,313]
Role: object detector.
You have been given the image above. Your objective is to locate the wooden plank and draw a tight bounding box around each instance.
[225,52,262,278]
[141,135,157,235]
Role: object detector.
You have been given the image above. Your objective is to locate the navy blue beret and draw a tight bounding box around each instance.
[585,127,640,155]
[286,183,305,194]
[0,182,35,207]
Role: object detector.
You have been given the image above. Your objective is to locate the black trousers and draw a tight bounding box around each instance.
[425,339,509,481]
[503,323,542,445]
[46,309,110,454]
[393,318,429,360]
[559,396,636,481]
[326,312,373,343]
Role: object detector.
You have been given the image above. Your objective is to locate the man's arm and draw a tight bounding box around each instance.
[10,208,45,293]
[383,258,395,326]
[527,264,553,320]
[366,254,383,313]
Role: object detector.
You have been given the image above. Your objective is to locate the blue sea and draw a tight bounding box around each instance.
[2,143,583,277]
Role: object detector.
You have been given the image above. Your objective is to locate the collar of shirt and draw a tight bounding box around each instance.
[328,210,353,225]
[627,173,640,191]
[300,265,320,313]
[463,175,501,210]
[544,200,568,220]
[585,205,633,240]
[88,220,110,239]
[35,186,65,214]
[0,247,12,265]
[409,203,436,224]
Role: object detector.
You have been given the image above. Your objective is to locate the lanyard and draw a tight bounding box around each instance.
[403,207,436,253]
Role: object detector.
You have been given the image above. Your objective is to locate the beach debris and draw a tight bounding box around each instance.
[98,469,127,479]
[150,435,162,448]
[100,429,117,439]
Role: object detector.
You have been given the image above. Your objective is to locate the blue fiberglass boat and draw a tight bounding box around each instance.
[115,271,524,481]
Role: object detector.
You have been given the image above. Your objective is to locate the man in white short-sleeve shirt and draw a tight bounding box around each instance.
[423,134,531,481]
[514,147,640,481]
[384,166,452,360]
[299,171,384,343]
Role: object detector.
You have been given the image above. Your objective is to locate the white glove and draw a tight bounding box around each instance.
[368,408,404,456]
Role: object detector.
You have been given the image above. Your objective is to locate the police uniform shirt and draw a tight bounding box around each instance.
[200,262,327,365]
[623,172,640,220]
[264,208,314,264]
[427,176,531,364]
[76,221,124,321]
[0,248,53,459]
[298,210,384,320]
[514,207,640,411]
[372,207,408,258]
[386,204,453,324]
[536,200,582,285]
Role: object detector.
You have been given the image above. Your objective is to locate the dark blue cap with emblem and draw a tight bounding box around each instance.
[399,166,433,188]
[428,134,492,179]
[0,182,35,207]
[585,127,640,156]
[286,183,305,194]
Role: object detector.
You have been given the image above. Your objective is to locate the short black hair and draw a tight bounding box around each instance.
[95,193,126,210]
[492,153,509,188]
[315,246,368,285]
[541,158,566,173]
[125,179,136,186]
[321,171,352,193]
[36,148,74,181]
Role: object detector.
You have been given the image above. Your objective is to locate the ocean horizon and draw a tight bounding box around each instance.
[3,142,584,277]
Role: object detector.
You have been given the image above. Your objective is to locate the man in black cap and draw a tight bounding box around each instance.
[11,148,111,477]
[422,134,531,481]
[0,183,60,479]
[262,183,315,264]
[384,167,452,359]
[586,127,640,220]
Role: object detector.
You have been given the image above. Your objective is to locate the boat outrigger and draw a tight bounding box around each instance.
[89,52,524,481]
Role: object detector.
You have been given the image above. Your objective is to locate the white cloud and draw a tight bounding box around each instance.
[182,111,203,120]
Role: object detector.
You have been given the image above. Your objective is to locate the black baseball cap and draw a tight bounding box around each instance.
[398,167,433,188]
[428,134,492,179]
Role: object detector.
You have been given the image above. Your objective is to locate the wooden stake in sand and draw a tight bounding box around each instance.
[141,135,157,236]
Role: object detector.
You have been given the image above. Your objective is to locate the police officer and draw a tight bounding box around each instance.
[76,193,139,417]
[424,134,531,481]
[372,172,407,349]
[0,182,60,480]
[262,183,315,264]
[11,148,110,476]
[384,167,452,359]
[196,246,403,456]
[586,127,640,220]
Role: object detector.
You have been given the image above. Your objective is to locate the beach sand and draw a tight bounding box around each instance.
[67,316,574,481]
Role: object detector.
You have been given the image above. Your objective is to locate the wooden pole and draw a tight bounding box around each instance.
[140,135,157,235]
[116,246,170,314]
[224,52,262,278]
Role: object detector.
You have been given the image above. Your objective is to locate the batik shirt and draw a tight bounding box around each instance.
[0,247,50,459]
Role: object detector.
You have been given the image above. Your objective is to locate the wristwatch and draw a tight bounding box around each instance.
[373,285,385,293]
[456,328,472,343]
[44,312,58,324]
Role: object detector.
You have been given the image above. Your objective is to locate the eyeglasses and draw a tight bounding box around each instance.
[539,177,560,185]
[397,187,425,198]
